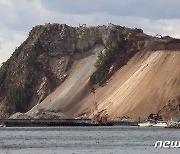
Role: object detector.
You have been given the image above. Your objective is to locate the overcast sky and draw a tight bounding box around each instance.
[0,0,180,65]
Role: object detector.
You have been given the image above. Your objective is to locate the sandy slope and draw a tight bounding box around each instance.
[27,46,180,120]
[68,50,180,119]
[27,44,104,116]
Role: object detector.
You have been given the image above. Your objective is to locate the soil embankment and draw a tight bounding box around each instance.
[68,49,180,119]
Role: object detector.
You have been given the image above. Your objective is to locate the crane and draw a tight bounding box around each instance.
[91,87,98,111]
[91,87,108,125]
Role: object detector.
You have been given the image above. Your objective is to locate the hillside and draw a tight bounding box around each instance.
[69,49,180,120]
[0,23,180,120]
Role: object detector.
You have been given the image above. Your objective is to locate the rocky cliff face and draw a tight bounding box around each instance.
[0,23,180,120]
[0,23,135,118]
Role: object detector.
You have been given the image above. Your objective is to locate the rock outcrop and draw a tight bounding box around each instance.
[0,23,135,118]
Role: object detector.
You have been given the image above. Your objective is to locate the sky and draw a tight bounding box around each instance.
[0,0,180,65]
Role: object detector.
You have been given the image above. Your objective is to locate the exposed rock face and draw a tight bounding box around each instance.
[0,23,180,120]
[0,23,133,118]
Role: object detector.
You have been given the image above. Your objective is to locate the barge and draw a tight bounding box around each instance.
[0,119,113,127]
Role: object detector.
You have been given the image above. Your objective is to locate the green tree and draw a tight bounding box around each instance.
[90,36,127,86]
[6,82,31,113]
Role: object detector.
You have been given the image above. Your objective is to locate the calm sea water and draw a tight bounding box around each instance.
[0,126,179,154]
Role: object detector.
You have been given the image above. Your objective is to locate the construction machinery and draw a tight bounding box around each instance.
[91,87,109,125]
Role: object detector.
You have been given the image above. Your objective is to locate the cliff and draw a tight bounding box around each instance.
[0,23,180,120]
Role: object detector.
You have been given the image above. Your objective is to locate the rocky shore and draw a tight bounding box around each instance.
[167,121,180,128]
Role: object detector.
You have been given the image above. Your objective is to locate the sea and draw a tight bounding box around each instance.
[0,126,179,154]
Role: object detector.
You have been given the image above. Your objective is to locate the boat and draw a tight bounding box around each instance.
[138,121,152,127]
[151,122,167,127]
[138,120,167,127]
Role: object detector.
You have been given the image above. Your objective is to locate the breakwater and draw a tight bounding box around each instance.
[0,119,115,127]
[167,122,180,128]
[0,119,92,127]
[0,119,138,127]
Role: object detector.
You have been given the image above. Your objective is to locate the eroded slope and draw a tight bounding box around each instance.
[69,50,180,120]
